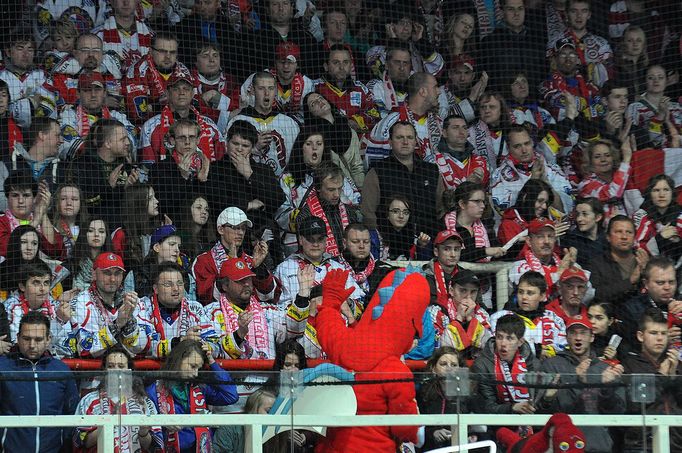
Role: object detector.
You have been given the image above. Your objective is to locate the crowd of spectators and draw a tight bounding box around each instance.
[1,0,682,451]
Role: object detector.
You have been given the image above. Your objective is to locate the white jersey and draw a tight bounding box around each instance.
[273,253,364,309]
[4,295,74,358]
[34,0,108,45]
[240,71,315,122]
[367,76,408,117]
[226,111,299,177]
[134,296,217,359]
[0,67,57,128]
[490,155,574,213]
[490,309,567,356]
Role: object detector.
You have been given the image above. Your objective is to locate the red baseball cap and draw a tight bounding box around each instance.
[78,71,105,90]
[528,218,556,235]
[94,253,125,271]
[560,266,588,283]
[566,317,593,331]
[219,258,256,281]
[276,41,301,63]
[434,229,464,246]
[167,66,194,87]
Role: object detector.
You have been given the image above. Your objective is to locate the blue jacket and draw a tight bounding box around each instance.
[146,362,239,450]
[0,351,79,453]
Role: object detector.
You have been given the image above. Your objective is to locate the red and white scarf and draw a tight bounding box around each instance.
[305,190,350,257]
[98,391,131,453]
[271,70,305,113]
[19,294,55,318]
[434,261,457,319]
[340,255,376,292]
[219,294,270,358]
[158,105,214,161]
[210,242,254,275]
[156,382,211,453]
[100,16,152,70]
[149,293,191,341]
[382,71,400,111]
[433,151,464,189]
[522,247,560,294]
[77,105,111,138]
[444,211,491,262]
[494,352,530,403]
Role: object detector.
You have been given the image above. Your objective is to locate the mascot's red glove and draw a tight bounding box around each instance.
[497,413,585,453]
[321,269,355,310]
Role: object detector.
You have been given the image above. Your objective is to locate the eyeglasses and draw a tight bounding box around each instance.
[468,199,486,205]
[159,281,184,288]
[389,209,410,216]
[152,47,178,56]
[77,48,103,53]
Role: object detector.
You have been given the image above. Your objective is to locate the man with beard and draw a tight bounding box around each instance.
[51,33,123,107]
[58,71,135,160]
[367,45,412,116]
[315,45,380,134]
[123,32,190,124]
[538,317,625,452]
[616,257,682,350]
[0,30,57,129]
[364,72,442,164]
[295,162,361,258]
[72,253,144,358]
[226,72,300,177]
[508,219,581,298]
[240,42,315,122]
[585,214,649,304]
[139,66,224,163]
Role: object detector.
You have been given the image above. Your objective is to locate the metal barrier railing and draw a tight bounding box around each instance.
[4,413,679,453]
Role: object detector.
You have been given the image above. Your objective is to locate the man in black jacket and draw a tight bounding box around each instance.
[617,256,682,350]
[361,121,441,236]
[205,120,283,232]
[478,0,546,90]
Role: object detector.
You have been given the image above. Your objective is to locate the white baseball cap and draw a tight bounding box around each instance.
[217,207,253,228]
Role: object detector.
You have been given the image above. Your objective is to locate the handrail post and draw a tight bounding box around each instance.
[651,422,670,453]
[97,418,115,453]
[495,266,509,312]
[245,422,264,453]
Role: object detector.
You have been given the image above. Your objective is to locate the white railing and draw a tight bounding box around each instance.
[390,260,514,311]
[5,413,680,453]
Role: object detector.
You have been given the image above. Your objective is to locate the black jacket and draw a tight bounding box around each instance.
[584,250,640,306]
[615,294,679,351]
[149,158,206,222]
[560,230,608,269]
[369,154,440,236]
[470,337,540,414]
[204,157,284,227]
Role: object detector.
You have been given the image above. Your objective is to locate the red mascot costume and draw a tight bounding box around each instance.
[497,413,586,452]
[315,267,431,453]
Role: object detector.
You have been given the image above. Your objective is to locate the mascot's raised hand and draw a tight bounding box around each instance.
[321,269,355,309]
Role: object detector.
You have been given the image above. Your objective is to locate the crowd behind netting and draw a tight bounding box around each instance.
[2,0,682,451]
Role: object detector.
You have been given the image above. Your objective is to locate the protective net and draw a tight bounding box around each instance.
[1,0,682,451]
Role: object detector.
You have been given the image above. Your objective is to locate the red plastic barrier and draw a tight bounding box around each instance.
[63,358,427,372]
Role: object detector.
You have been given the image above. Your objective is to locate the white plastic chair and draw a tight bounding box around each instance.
[424,440,497,453]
